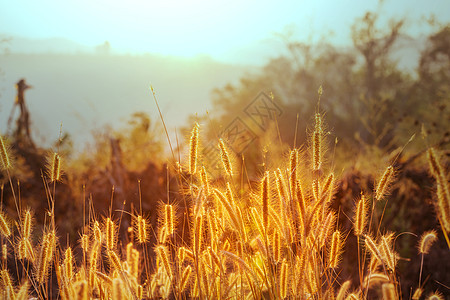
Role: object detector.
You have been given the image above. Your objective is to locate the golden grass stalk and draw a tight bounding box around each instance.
[48,152,61,182]
[93,220,102,244]
[382,283,397,300]
[218,138,232,177]
[136,215,148,243]
[193,214,203,256]
[189,122,199,175]
[180,265,192,293]
[436,181,450,232]
[364,235,383,264]
[280,259,288,298]
[354,193,368,236]
[156,245,172,279]
[312,118,323,171]
[375,166,394,201]
[0,211,11,237]
[22,209,32,239]
[379,233,396,271]
[427,292,444,300]
[108,250,122,272]
[200,166,210,196]
[261,171,270,231]
[105,217,116,250]
[272,231,281,263]
[289,148,298,197]
[16,281,29,300]
[79,234,88,253]
[363,273,390,288]
[329,230,342,269]
[164,205,174,237]
[419,230,437,254]
[427,148,444,182]
[412,288,423,300]
[64,247,73,280]
[0,135,12,170]
[2,244,6,262]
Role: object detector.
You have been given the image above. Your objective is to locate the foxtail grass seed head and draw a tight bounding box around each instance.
[427,292,444,300]
[2,244,6,261]
[329,230,342,269]
[156,245,172,279]
[0,135,12,171]
[48,152,61,182]
[375,165,394,201]
[165,204,174,236]
[412,288,423,300]
[81,234,89,253]
[23,209,32,239]
[108,250,122,271]
[105,217,115,250]
[354,193,368,236]
[136,215,148,243]
[0,211,11,237]
[427,148,444,181]
[218,138,232,177]
[64,247,73,280]
[189,122,199,174]
[419,230,437,254]
[280,259,288,299]
[180,265,192,293]
[200,166,210,195]
[364,235,383,264]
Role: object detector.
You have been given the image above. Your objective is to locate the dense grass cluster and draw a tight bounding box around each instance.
[0,111,448,299]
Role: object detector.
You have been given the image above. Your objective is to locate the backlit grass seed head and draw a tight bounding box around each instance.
[0,211,11,237]
[22,209,32,239]
[354,193,368,236]
[218,138,232,177]
[47,152,61,182]
[108,250,122,271]
[189,122,199,175]
[180,265,192,293]
[64,247,73,280]
[419,230,437,254]
[412,288,423,300]
[165,204,174,236]
[0,135,12,171]
[2,244,6,262]
[104,217,116,250]
[427,292,444,300]
[329,230,342,269]
[436,180,450,232]
[375,165,394,201]
[135,215,148,243]
[280,259,289,299]
[93,220,102,244]
[336,280,351,300]
[156,245,172,279]
[200,166,210,195]
[427,148,444,181]
[364,235,383,264]
[81,234,89,253]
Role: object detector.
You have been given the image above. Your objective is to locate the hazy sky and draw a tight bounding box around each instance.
[1,0,450,61]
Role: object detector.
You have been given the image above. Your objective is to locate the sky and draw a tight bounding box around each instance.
[1,0,450,62]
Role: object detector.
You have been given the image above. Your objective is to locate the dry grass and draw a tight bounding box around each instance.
[0,111,447,299]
